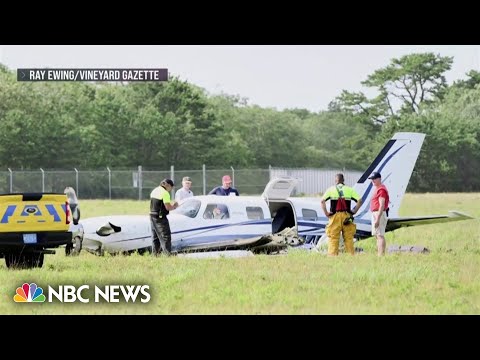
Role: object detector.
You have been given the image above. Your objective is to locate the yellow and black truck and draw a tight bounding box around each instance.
[0,193,73,269]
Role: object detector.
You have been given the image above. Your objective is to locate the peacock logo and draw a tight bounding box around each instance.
[14,283,46,303]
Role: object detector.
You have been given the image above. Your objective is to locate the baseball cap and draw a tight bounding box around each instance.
[182,176,192,182]
[368,172,381,179]
[222,175,232,183]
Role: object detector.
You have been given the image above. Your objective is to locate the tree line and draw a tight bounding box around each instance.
[0,52,479,192]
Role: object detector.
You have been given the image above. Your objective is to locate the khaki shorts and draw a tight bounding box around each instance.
[371,211,387,236]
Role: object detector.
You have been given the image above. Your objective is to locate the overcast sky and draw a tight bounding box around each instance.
[1,45,479,112]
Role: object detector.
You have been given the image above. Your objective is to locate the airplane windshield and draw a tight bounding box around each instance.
[173,199,201,218]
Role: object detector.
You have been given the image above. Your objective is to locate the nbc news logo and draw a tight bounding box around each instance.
[14,283,46,302]
[14,282,150,303]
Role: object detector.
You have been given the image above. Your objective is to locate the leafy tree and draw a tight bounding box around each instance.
[303,110,381,170]
[130,77,222,168]
[452,70,480,90]
[206,94,252,167]
[284,108,312,120]
[362,53,453,114]
[331,53,453,127]
[227,106,308,168]
[329,90,390,124]
[379,85,480,192]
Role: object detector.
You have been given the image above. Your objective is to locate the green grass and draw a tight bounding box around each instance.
[1,193,478,314]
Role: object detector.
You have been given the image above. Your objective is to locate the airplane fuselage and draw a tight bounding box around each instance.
[80,194,363,254]
[78,132,474,255]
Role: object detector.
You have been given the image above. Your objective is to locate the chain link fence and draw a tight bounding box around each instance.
[0,166,362,199]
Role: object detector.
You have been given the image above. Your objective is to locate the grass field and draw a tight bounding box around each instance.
[0,193,478,314]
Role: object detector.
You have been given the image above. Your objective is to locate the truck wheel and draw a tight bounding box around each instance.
[5,253,26,268]
[65,243,73,256]
[5,253,44,269]
[30,253,44,268]
[5,254,16,268]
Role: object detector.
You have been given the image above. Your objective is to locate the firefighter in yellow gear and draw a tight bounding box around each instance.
[321,173,362,256]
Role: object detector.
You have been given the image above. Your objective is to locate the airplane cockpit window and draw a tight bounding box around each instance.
[246,206,264,220]
[174,199,201,218]
[302,209,318,220]
[203,204,229,220]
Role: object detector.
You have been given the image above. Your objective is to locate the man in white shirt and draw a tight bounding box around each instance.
[175,176,194,203]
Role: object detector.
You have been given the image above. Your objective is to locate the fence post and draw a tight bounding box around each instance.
[138,165,142,201]
[231,166,235,187]
[8,168,12,193]
[107,167,111,200]
[202,164,206,195]
[40,168,45,192]
[74,168,79,198]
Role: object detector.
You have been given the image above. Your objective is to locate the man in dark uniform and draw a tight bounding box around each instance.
[208,175,239,196]
[150,179,178,256]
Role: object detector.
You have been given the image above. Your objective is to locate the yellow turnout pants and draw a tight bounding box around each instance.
[326,212,356,256]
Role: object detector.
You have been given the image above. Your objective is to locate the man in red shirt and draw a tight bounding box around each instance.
[368,172,390,256]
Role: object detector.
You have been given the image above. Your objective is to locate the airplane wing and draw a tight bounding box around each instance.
[183,228,304,253]
[386,211,474,232]
[181,236,272,252]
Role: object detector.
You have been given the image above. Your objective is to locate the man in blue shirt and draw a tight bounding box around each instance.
[208,175,239,196]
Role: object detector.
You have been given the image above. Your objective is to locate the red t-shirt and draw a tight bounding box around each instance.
[370,184,389,211]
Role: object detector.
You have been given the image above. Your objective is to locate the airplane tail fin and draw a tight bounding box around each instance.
[353,132,426,220]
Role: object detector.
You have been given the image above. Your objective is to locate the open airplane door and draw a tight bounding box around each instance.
[262,177,299,200]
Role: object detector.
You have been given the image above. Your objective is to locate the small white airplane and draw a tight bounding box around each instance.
[77,132,474,255]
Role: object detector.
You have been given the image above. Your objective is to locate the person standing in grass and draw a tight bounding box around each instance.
[150,179,178,256]
[321,173,362,256]
[368,172,390,256]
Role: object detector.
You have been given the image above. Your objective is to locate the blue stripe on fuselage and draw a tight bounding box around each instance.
[171,219,272,236]
[355,143,405,218]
